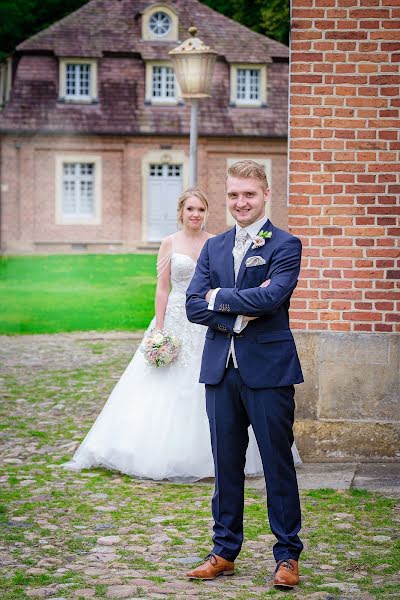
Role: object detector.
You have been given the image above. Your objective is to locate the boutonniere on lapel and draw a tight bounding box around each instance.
[251,229,272,250]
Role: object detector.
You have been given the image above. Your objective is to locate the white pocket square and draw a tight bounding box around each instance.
[245,256,266,267]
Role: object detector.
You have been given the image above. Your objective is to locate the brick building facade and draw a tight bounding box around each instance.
[289,0,399,461]
[0,0,289,253]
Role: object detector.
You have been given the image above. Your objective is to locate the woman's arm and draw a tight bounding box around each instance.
[155,237,173,330]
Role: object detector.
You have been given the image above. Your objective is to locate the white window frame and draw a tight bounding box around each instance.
[55,155,102,225]
[142,4,178,42]
[145,61,180,105]
[59,59,98,103]
[230,64,267,107]
[149,11,172,38]
[226,157,271,226]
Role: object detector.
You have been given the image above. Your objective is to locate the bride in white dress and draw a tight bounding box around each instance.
[64,188,301,480]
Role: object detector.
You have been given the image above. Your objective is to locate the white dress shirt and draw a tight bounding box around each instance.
[208,215,269,367]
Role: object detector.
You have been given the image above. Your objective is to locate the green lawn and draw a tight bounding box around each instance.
[0,254,157,334]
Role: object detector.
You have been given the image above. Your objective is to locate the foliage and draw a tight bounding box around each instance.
[0,254,157,334]
[0,0,289,60]
[203,0,290,44]
[260,0,291,45]
[0,0,90,60]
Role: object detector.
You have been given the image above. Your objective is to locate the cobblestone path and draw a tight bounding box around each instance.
[1,333,399,599]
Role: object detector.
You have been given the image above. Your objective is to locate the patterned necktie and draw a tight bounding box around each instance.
[232,228,250,281]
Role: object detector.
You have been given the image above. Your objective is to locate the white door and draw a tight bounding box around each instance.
[148,163,183,241]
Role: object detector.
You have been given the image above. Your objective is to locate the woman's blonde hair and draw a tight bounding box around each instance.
[227,160,269,191]
[177,187,209,225]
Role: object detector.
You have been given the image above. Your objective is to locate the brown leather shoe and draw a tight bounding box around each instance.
[186,553,234,580]
[273,559,299,588]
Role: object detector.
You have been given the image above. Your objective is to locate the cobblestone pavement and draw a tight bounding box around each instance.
[1,333,399,600]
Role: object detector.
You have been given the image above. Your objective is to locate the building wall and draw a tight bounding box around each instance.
[0,135,287,253]
[289,0,400,460]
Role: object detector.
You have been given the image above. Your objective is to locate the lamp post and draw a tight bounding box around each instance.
[169,27,217,186]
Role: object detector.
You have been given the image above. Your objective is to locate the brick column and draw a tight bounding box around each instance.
[288,0,399,461]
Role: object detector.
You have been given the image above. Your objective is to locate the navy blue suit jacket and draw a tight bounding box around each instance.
[185,220,304,389]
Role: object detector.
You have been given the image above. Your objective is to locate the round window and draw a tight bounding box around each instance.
[149,11,171,37]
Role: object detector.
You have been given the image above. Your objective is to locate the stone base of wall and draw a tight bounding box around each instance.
[293,332,400,462]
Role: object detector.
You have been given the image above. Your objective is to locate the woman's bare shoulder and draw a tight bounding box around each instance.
[158,234,174,254]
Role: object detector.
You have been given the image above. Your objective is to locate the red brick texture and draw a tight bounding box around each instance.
[289,0,400,333]
[0,135,288,252]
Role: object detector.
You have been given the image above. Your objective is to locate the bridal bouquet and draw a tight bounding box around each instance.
[142,329,181,367]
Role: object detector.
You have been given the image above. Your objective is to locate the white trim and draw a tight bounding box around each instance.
[0,58,12,108]
[55,154,102,225]
[142,4,179,41]
[59,58,98,102]
[5,57,12,102]
[226,157,272,227]
[230,63,267,107]
[0,63,5,108]
[141,150,189,241]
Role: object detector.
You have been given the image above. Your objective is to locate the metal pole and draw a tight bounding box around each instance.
[189,99,199,187]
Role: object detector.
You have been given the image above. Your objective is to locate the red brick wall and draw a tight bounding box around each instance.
[0,135,287,252]
[289,0,400,333]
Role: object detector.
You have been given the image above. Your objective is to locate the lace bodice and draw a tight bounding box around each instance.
[169,252,197,295]
[162,253,205,366]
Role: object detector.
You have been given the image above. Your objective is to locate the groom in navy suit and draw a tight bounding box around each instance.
[185,160,304,589]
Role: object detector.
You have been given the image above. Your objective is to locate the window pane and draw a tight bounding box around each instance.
[65,63,91,98]
[152,66,176,100]
[149,11,171,36]
[63,180,76,214]
[66,64,76,96]
[79,64,90,96]
[62,162,95,217]
[236,68,260,102]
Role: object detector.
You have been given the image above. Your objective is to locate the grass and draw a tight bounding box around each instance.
[0,254,157,334]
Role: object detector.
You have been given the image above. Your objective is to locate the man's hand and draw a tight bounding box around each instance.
[259,279,271,288]
[205,289,215,303]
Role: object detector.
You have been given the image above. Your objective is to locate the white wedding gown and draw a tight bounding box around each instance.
[64,252,301,480]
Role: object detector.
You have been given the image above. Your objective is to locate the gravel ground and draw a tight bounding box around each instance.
[0,333,399,600]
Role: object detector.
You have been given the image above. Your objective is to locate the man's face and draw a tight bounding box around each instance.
[226,176,270,227]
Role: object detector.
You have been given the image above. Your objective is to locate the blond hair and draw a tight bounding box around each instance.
[227,160,269,191]
[177,187,209,224]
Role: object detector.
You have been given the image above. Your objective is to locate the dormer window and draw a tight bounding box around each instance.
[230,63,267,107]
[142,4,178,42]
[149,11,171,37]
[59,58,98,103]
[66,64,91,99]
[237,68,260,103]
[145,61,181,105]
[152,65,176,101]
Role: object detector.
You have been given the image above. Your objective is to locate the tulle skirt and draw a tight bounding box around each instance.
[63,312,301,480]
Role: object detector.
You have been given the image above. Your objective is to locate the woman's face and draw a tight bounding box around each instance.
[181,196,207,230]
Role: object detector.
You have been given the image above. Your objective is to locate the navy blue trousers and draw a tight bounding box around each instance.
[205,362,303,562]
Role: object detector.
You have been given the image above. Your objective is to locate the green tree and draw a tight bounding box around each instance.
[0,0,89,60]
[202,0,290,45]
[260,0,290,46]
[0,0,289,60]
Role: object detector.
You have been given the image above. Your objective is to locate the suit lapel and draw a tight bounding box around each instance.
[236,220,274,289]
[223,226,236,288]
